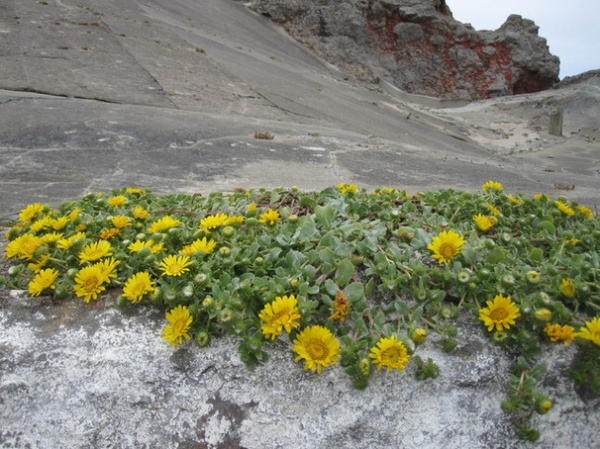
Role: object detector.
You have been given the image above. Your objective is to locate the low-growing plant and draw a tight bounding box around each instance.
[3,181,599,440]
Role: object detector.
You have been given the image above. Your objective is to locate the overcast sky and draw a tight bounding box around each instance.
[447,0,598,78]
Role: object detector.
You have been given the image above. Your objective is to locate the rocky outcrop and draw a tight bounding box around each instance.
[250,0,560,99]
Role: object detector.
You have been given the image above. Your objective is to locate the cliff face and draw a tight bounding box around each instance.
[250,0,560,99]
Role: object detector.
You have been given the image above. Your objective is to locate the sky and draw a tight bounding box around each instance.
[447,0,598,78]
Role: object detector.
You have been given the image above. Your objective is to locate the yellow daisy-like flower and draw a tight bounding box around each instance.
[199,213,229,233]
[479,294,521,332]
[180,237,217,257]
[225,215,245,225]
[369,335,411,372]
[111,215,131,229]
[544,323,575,345]
[556,201,575,216]
[579,205,593,219]
[19,203,46,222]
[159,254,192,277]
[259,209,280,226]
[107,195,127,207]
[147,216,181,233]
[162,305,193,346]
[526,271,541,283]
[50,216,69,230]
[56,232,87,250]
[507,194,524,205]
[30,216,52,232]
[122,272,156,303]
[28,254,49,273]
[133,205,150,220]
[95,257,120,283]
[337,183,358,194]
[559,278,575,298]
[473,214,497,232]
[125,187,143,195]
[534,308,552,322]
[482,180,503,191]
[127,239,163,254]
[73,265,107,302]
[293,325,341,374]
[575,317,600,346]
[5,233,45,260]
[427,229,465,264]
[41,232,63,243]
[533,193,550,202]
[68,208,81,221]
[247,203,257,213]
[28,268,59,297]
[79,240,112,264]
[99,228,121,240]
[259,295,302,340]
[486,202,503,216]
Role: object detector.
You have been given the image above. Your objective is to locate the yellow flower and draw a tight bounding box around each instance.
[526,271,541,283]
[68,208,81,221]
[199,213,228,233]
[79,240,112,264]
[127,239,163,254]
[41,232,63,243]
[107,195,127,207]
[259,209,280,225]
[507,194,524,205]
[162,305,193,346]
[30,216,52,232]
[56,232,87,249]
[259,295,301,340]
[565,237,579,246]
[482,180,503,191]
[247,203,257,213]
[534,193,550,202]
[122,272,155,303]
[180,237,217,257]
[544,323,575,345]
[575,317,600,346]
[99,228,121,240]
[538,400,552,415]
[559,278,575,298]
[293,325,341,374]
[28,268,59,297]
[28,254,49,273]
[225,215,245,225]
[579,205,593,219]
[159,254,192,276]
[412,328,427,345]
[479,294,521,332]
[74,265,107,302]
[125,187,143,195]
[556,201,575,216]
[133,205,150,220]
[473,214,497,231]
[427,229,465,264]
[369,335,411,372]
[19,203,46,222]
[94,257,120,283]
[486,202,503,216]
[147,216,181,233]
[5,233,45,260]
[337,183,358,194]
[111,215,131,229]
[329,290,351,322]
[50,216,69,230]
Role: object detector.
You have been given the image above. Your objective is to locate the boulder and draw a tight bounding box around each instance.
[250,0,560,99]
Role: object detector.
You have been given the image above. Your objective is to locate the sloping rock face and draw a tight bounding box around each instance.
[249,0,560,99]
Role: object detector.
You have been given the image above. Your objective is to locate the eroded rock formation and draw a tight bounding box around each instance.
[250,0,560,99]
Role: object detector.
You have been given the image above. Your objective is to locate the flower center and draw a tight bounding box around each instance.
[382,347,401,363]
[307,339,329,361]
[489,307,509,322]
[173,319,186,334]
[438,242,456,259]
[84,277,100,290]
[170,263,182,273]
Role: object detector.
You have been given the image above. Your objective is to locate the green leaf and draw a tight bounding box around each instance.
[530,247,544,262]
[300,195,317,209]
[346,282,365,303]
[315,204,335,229]
[335,258,355,286]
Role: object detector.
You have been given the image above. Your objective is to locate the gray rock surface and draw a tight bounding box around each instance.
[249,0,561,99]
[0,1,599,447]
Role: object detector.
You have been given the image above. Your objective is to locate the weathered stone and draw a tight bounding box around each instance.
[249,0,560,99]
